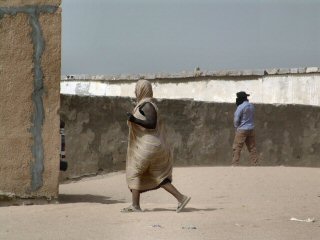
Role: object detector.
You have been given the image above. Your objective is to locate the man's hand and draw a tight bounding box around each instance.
[126,112,135,122]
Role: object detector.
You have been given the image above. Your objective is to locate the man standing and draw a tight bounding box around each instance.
[232,91,259,165]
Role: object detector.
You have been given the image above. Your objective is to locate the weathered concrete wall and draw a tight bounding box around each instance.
[60,95,320,180]
[61,67,320,106]
[0,0,61,199]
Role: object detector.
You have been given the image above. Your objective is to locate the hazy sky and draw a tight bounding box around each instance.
[62,0,320,75]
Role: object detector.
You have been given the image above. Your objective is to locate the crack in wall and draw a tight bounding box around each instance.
[0,5,58,192]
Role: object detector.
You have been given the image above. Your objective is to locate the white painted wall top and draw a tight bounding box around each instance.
[61,67,320,106]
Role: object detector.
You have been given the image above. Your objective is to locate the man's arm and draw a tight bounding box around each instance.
[234,107,242,128]
[127,102,157,129]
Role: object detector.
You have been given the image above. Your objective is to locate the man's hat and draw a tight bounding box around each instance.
[236,91,250,98]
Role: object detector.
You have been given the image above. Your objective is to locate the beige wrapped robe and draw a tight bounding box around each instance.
[126,100,172,191]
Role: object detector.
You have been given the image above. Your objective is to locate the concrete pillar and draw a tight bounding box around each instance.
[0,0,61,201]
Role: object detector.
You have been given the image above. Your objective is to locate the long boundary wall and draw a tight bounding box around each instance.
[60,95,320,181]
[0,0,61,201]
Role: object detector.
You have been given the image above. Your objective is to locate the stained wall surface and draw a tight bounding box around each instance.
[0,0,61,199]
[60,95,320,180]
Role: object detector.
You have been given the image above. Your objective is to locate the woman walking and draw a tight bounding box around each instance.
[122,80,190,213]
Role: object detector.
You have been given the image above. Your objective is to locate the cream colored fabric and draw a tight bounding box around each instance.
[126,80,172,191]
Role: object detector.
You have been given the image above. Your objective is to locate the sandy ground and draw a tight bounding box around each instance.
[0,166,319,240]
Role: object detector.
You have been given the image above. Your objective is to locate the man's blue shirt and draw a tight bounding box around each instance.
[234,101,255,130]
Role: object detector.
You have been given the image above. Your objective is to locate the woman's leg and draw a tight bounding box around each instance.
[132,189,141,209]
[161,183,191,212]
[121,189,142,212]
[161,183,185,203]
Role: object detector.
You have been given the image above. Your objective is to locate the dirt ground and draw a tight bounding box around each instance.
[0,166,319,240]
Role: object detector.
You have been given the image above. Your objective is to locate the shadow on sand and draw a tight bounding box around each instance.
[144,207,223,212]
[59,194,125,204]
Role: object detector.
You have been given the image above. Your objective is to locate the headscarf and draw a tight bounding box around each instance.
[135,80,153,108]
[129,80,155,136]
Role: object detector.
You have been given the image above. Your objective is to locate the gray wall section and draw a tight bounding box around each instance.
[60,95,320,180]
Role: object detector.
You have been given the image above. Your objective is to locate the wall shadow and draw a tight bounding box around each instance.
[59,194,125,204]
[144,207,223,212]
